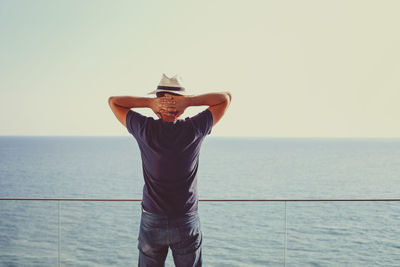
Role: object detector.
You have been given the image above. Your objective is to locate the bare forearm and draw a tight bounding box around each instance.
[186,92,231,107]
[108,96,152,109]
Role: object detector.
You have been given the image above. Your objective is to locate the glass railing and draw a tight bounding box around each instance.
[1,198,399,266]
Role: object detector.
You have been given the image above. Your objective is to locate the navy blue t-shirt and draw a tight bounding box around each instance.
[126,109,213,218]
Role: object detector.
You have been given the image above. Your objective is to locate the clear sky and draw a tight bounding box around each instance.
[1,0,399,137]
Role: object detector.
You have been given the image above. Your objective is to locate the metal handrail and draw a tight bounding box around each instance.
[1,198,399,201]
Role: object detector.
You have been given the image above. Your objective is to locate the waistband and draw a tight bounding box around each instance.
[140,202,198,219]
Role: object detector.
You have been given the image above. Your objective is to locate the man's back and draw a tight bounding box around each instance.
[126,109,213,218]
[108,85,231,266]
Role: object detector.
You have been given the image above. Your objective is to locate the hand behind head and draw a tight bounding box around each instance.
[164,93,187,119]
[153,93,187,121]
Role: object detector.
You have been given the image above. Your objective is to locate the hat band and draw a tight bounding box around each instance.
[157,85,185,91]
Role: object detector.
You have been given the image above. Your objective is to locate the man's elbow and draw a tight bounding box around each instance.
[220,92,231,109]
[226,92,232,102]
[223,92,232,105]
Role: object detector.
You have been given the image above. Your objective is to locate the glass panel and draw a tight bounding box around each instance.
[189,202,284,266]
[59,201,140,266]
[286,201,400,266]
[0,201,58,266]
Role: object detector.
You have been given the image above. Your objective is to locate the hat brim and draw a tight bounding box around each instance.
[147,89,189,96]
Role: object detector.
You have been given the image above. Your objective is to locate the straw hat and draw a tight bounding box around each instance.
[148,73,188,96]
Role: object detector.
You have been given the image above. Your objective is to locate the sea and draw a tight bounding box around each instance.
[0,136,399,266]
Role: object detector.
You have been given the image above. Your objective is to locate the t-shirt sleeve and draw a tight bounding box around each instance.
[126,110,146,138]
[191,109,213,137]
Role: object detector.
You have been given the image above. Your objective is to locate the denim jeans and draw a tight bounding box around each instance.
[138,206,202,267]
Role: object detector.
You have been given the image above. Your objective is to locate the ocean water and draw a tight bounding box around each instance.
[0,136,400,266]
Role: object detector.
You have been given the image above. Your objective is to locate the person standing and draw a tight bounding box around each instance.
[108,73,231,267]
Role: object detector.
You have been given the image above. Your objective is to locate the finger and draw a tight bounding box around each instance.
[160,103,176,108]
[161,99,176,104]
[159,103,177,110]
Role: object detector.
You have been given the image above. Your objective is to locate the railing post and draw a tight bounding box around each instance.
[58,200,61,267]
[284,200,287,267]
